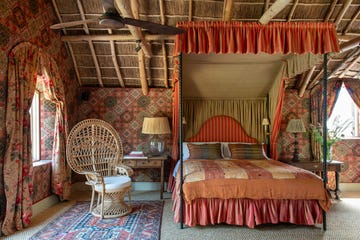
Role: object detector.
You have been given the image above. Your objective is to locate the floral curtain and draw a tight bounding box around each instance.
[310,79,342,161]
[38,55,71,201]
[2,42,39,235]
[343,79,360,108]
[2,42,70,235]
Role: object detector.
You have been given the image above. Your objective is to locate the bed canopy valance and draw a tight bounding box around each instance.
[168,21,339,193]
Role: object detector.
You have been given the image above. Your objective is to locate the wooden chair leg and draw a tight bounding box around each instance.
[100,192,105,219]
[89,188,95,212]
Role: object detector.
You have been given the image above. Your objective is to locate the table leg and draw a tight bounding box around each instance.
[160,161,164,199]
[335,171,340,200]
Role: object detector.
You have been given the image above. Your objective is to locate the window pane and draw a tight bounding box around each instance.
[328,84,359,137]
[30,91,40,161]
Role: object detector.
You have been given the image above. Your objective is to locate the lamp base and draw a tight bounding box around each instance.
[149,135,165,156]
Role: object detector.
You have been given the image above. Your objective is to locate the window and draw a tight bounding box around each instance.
[30,90,40,161]
[328,83,360,137]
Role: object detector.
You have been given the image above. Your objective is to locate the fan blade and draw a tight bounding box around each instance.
[121,18,185,35]
[102,0,117,13]
[50,19,98,29]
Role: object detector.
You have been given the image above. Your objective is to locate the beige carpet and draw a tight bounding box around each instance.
[3,185,360,240]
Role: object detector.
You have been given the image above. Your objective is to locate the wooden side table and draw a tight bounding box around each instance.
[290,160,345,199]
[122,155,167,199]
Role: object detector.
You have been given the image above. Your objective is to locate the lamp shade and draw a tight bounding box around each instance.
[262,118,270,126]
[142,117,171,134]
[286,119,306,133]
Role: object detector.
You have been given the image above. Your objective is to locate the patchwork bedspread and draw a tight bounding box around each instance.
[177,159,331,211]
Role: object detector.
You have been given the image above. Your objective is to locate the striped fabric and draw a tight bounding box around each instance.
[187,115,257,143]
[228,143,266,159]
[188,143,222,159]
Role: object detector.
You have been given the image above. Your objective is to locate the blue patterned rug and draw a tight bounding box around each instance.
[30,201,164,240]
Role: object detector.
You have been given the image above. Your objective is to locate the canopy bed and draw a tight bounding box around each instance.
[169,21,339,230]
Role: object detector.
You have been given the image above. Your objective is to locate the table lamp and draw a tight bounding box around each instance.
[142,117,171,156]
[286,118,306,162]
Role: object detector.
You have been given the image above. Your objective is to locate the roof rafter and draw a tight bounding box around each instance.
[223,0,233,21]
[51,0,81,85]
[287,0,299,22]
[159,0,169,88]
[334,0,353,28]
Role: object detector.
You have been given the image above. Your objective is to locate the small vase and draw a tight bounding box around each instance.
[320,145,333,162]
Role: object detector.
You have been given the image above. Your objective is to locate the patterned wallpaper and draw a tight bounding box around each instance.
[77,87,173,182]
[278,89,360,184]
[0,0,79,206]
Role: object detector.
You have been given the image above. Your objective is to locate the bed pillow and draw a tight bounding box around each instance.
[188,143,222,159]
[228,143,266,160]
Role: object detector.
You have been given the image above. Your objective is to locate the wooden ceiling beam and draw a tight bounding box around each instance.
[263,0,270,13]
[343,7,360,34]
[110,39,125,87]
[334,0,353,28]
[115,0,152,57]
[339,50,360,78]
[324,0,338,22]
[329,48,360,78]
[340,36,360,53]
[159,0,169,88]
[51,0,81,85]
[130,0,148,95]
[189,0,193,21]
[61,34,176,42]
[77,0,103,86]
[138,50,148,95]
[259,0,291,24]
[223,0,233,21]
[287,0,299,22]
[298,66,316,97]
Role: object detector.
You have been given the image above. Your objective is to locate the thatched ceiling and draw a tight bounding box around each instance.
[51,0,360,96]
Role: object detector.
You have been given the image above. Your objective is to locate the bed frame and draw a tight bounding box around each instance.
[177,53,330,230]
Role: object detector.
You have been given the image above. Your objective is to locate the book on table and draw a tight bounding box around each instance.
[124,151,148,159]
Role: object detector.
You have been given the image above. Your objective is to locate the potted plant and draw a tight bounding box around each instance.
[309,117,352,162]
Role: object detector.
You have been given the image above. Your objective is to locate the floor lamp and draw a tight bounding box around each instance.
[286,119,306,162]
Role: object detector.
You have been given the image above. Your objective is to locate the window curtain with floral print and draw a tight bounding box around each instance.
[38,55,71,201]
[310,79,342,161]
[343,78,360,108]
[2,42,70,235]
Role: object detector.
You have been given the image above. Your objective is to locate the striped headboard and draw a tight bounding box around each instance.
[186,115,258,143]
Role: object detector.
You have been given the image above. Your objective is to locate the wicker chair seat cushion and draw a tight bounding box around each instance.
[94,176,132,192]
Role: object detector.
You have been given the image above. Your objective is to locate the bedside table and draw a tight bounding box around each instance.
[122,155,168,199]
[290,160,345,199]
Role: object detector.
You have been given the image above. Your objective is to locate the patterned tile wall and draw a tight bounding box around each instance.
[0,1,79,206]
[278,89,360,183]
[40,97,56,160]
[32,162,51,203]
[77,87,173,182]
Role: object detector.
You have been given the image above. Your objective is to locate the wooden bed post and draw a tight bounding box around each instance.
[322,53,328,231]
[179,53,184,229]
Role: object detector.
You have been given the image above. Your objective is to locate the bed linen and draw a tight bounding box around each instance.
[173,159,331,228]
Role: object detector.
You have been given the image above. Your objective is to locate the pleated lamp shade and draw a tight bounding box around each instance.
[142,117,171,134]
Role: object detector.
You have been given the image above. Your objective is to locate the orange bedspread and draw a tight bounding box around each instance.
[177,159,331,211]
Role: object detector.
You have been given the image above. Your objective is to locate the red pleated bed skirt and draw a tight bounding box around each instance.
[173,192,324,228]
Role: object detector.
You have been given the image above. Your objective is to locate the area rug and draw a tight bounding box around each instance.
[30,201,164,240]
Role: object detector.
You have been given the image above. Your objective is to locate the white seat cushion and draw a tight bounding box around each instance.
[94,176,132,192]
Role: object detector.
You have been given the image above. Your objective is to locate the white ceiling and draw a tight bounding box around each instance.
[182,53,287,99]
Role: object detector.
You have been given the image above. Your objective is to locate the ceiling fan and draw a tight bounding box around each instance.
[50,0,185,35]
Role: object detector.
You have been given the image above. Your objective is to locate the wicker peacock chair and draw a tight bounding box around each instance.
[66,119,133,218]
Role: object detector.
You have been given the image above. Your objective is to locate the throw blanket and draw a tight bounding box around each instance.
[177,159,331,211]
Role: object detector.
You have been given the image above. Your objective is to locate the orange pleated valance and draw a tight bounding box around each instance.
[174,22,339,55]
